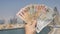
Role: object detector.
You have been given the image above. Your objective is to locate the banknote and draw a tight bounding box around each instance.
[36,7,56,33]
[16,4,56,33]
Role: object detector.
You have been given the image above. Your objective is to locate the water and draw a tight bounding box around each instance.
[0,26,51,34]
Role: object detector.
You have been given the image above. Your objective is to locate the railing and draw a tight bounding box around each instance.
[48,25,60,34]
[0,24,24,30]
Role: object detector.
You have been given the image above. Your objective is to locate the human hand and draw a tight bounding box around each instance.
[25,20,36,34]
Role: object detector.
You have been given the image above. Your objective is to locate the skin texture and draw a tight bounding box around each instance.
[25,20,36,34]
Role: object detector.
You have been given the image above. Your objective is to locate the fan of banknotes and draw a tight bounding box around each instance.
[16,4,56,33]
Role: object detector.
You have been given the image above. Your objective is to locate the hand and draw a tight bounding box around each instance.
[16,6,37,34]
[25,20,36,34]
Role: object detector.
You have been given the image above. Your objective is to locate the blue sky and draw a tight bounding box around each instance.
[0,0,60,18]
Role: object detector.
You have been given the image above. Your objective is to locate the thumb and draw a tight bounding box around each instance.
[32,20,37,27]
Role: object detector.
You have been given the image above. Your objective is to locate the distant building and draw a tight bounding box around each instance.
[10,17,17,24]
[0,19,5,24]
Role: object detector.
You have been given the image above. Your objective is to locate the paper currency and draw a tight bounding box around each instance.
[16,4,56,33]
[36,7,56,33]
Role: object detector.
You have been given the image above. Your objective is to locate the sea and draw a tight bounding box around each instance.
[0,26,51,34]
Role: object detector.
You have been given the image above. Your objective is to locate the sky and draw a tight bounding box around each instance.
[0,0,60,18]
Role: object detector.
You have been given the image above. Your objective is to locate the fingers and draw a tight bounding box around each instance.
[25,19,37,26]
[32,20,37,27]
